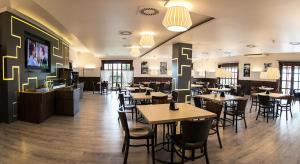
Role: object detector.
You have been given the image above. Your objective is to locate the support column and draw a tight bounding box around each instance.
[172,43,192,103]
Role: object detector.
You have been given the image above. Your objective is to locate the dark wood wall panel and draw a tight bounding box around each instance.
[79,77,100,91]
[193,78,278,95]
[134,77,172,84]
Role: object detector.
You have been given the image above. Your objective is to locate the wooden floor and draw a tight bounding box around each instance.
[1,92,300,164]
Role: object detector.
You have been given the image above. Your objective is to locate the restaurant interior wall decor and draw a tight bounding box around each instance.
[0,11,69,123]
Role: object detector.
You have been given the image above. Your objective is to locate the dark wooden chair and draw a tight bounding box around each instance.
[152,95,168,104]
[118,108,155,164]
[118,93,135,119]
[256,95,275,123]
[277,95,293,120]
[223,98,248,133]
[170,119,212,164]
[205,101,223,148]
[193,96,203,108]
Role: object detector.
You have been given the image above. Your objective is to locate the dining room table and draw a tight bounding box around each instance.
[136,103,216,163]
[207,87,231,92]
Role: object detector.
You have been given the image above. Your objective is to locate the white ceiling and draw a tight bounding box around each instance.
[3,0,300,60]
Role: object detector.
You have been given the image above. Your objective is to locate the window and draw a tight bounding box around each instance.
[219,63,238,85]
[102,60,132,88]
[280,62,300,94]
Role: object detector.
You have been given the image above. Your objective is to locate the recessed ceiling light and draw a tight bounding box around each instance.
[139,7,159,16]
[224,51,231,55]
[289,42,300,45]
[119,31,132,35]
[246,44,256,48]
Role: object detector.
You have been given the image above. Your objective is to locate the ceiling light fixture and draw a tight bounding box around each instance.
[246,44,256,48]
[119,31,132,35]
[162,0,192,32]
[289,42,300,45]
[139,7,159,16]
[139,32,155,48]
[130,46,141,58]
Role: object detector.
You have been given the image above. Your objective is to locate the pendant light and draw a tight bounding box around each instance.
[139,32,155,48]
[130,46,141,58]
[162,1,192,32]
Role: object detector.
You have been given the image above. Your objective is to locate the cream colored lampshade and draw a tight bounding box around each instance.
[130,46,140,58]
[259,72,268,79]
[162,6,192,32]
[139,33,155,48]
[266,68,280,79]
[215,68,232,78]
[260,68,280,80]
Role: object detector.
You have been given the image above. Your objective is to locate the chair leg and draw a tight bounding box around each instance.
[290,106,293,118]
[216,124,223,148]
[223,112,226,129]
[122,137,126,153]
[204,141,210,164]
[235,115,238,133]
[171,141,174,163]
[266,108,269,123]
[147,139,150,153]
[181,148,185,164]
[243,114,247,128]
[154,125,157,145]
[124,139,130,164]
[191,149,195,161]
[256,107,260,120]
[151,138,155,164]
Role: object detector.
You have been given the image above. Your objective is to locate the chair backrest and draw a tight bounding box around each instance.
[171,91,178,102]
[152,96,168,104]
[159,83,165,92]
[236,98,248,112]
[181,119,212,145]
[140,89,146,92]
[205,101,223,119]
[118,107,129,137]
[193,97,203,108]
[258,95,270,106]
[118,93,125,107]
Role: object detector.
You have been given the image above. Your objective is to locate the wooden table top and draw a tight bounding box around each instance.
[137,103,216,124]
[208,88,231,92]
[126,87,154,91]
[130,92,167,100]
[196,94,244,102]
[191,84,203,88]
[259,87,274,91]
[252,92,289,99]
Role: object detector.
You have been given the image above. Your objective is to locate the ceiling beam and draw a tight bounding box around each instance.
[139,17,215,58]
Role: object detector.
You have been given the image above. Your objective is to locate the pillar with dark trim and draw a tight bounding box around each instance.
[172,43,192,103]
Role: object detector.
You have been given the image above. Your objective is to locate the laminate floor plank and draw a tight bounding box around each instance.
[0,92,300,164]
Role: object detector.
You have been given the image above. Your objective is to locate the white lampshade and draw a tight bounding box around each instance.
[162,6,192,32]
[259,72,268,79]
[260,68,280,80]
[139,32,155,48]
[215,68,232,78]
[130,46,141,58]
[267,68,280,79]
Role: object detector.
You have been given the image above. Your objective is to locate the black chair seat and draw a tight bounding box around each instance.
[171,134,204,149]
[225,110,244,115]
[129,127,154,139]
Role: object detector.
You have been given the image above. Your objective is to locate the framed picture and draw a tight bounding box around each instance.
[264,63,272,72]
[141,61,148,74]
[160,62,167,74]
[243,63,250,77]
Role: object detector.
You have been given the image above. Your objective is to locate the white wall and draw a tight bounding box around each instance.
[69,48,101,77]
[133,57,172,77]
[193,53,300,81]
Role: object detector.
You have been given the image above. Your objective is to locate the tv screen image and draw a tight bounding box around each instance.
[26,38,49,70]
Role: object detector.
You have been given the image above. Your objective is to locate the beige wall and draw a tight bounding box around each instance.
[133,57,172,77]
[194,53,300,81]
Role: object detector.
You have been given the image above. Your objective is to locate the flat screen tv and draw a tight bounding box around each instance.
[25,34,50,71]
